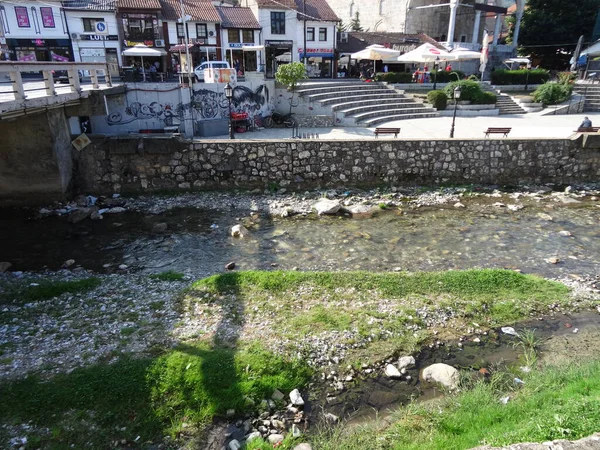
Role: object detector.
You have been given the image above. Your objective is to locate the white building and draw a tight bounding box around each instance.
[63,0,121,76]
[0,0,71,62]
[159,0,220,72]
[217,6,261,73]
[244,0,340,78]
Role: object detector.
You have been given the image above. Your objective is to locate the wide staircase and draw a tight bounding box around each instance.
[295,80,438,127]
[482,84,527,115]
[573,84,600,112]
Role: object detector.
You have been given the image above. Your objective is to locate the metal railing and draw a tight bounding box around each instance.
[0,62,117,100]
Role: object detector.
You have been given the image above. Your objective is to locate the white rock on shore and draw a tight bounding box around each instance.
[421,363,459,390]
[313,199,341,215]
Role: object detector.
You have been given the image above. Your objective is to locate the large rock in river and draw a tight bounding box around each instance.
[313,199,341,215]
[421,363,459,390]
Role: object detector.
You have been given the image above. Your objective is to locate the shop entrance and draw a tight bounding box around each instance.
[265,40,293,78]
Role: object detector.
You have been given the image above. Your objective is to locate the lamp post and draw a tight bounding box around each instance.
[449,85,461,138]
[433,56,440,90]
[524,61,532,91]
[224,82,234,139]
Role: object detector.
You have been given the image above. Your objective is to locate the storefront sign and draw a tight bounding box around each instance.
[298,47,334,57]
[51,51,69,62]
[95,22,108,34]
[81,35,118,41]
[32,39,45,46]
[265,40,293,48]
[15,7,30,28]
[229,43,243,48]
[125,40,154,47]
[80,48,105,57]
[392,44,418,53]
[40,7,55,28]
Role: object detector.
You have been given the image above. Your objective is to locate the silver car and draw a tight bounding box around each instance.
[194,61,230,82]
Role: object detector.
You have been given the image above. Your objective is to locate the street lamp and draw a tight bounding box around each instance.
[224,82,234,139]
[449,85,461,138]
[524,61,532,91]
[433,56,440,90]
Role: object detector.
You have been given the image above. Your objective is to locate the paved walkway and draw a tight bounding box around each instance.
[208,112,598,140]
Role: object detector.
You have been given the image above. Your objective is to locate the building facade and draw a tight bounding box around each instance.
[63,0,121,76]
[217,6,262,73]
[0,0,72,62]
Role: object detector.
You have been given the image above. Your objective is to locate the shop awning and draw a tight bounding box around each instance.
[169,44,195,52]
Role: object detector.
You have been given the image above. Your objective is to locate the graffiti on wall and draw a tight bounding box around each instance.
[104,84,271,128]
[106,101,182,127]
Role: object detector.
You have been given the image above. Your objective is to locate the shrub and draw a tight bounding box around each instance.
[444,79,483,102]
[374,71,413,83]
[533,82,573,105]
[427,90,448,110]
[491,69,550,85]
[558,71,576,85]
[472,91,497,104]
[430,70,465,83]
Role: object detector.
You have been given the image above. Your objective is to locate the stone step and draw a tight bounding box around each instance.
[321,92,406,106]
[332,97,415,111]
[361,112,439,126]
[352,107,437,122]
[297,84,389,96]
[340,103,424,117]
[306,88,397,102]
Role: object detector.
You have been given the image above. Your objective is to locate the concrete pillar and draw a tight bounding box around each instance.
[492,14,503,45]
[90,69,99,89]
[512,9,524,48]
[472,10,482,44]
[9,71,25,100]
[69,69,81,93]
[447,0,458,45]
[42,70,56,96]
[180,86,194,138]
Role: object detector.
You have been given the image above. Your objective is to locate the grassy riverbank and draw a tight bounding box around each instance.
[308,359,600,450]
[0,269,582,448]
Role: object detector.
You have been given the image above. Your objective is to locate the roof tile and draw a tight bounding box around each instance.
[216,7,260,29]
[159,0,221,22]
[62,0,116,10]
[295,0,339,22]
[117,0,161,9]
[337,32,445,54]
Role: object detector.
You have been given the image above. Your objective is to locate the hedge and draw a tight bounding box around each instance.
[472,91,497,104]
[427,90,448,110]
[443,80,483,102]
[374,72,413,83]
[491,69,550,85]
[533,82,573,105]
[430,70,466,83]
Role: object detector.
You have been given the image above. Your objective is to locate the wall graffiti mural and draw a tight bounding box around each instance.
[191,84,270,120]
[106,101,182,126]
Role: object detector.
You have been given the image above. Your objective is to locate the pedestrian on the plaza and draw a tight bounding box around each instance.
[580,116,592,128]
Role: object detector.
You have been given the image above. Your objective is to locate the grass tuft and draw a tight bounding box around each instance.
[149,271,185,282]
[11,278,102,302]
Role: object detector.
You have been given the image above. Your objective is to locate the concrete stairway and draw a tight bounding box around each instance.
[482,84,527,115]
[296,80,438,127]
[573,85,600,112]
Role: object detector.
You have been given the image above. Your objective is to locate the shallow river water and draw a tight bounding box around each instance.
[1,195,599,279]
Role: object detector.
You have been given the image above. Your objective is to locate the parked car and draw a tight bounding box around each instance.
[52,69,83,84]
[193,61,230,82]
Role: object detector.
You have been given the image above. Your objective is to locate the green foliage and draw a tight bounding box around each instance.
[149,271,185,281]
[517,0,600,68]
[274,62,307,90]
[533,81,573,105]
[558,71,576,84]
[427,90,448,110]
[374,72,413,83]
[491,69,550,85]
[0,343,312,447]
[9,277,102,302]
[443,79,483,102]
[472,91,497,105]
[430,70,465,83]
[350,11,363,31]
[310,359,600,449]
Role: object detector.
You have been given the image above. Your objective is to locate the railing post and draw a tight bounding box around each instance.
[42,70,56,96]
[90,69,99,89]
[9,70,25,100]
[69,68,81,92]
[105,64,113,87]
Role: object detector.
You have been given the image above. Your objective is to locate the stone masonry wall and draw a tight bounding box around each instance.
[75,136,600,194]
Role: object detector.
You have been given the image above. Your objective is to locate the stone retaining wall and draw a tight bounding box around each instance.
[75,136,600,194]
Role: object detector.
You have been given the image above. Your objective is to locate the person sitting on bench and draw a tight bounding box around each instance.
[580,116,592,128]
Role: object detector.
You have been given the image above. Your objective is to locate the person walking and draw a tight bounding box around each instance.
[580,116,592,128]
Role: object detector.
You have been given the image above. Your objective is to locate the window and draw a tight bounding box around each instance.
[176,23,189,38]
[228,28,240,43]
[379,0,385,15]
[460,35,467,42]
[82,18,103,33]
[319,27,327,41]
[14,6,30,28]
[306,27,314,41]
[40,7,54,28]
[271,11,285,34]
[242,29,254,43]
[196,23,208,38]
[122,14,158,41]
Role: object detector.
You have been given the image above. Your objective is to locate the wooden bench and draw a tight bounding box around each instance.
[484,127,512,137]
[575,126,600,133]
[374,127,400,138]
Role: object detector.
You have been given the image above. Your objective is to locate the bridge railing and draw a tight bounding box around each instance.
[0,62,118,100]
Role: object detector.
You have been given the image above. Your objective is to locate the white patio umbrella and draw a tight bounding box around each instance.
[397,43,453,63]
[122,44,162,81]
[351,44,400,72]
[449,47,482,61]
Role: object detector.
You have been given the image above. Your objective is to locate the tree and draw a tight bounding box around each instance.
[350,11,363,32]
[517,0,600,69]
[275,62,307,113]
